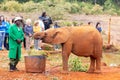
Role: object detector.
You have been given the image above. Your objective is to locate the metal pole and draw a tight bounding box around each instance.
[108,18,111,44]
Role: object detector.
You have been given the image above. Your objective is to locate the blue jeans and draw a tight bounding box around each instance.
[54,44,59,50]
[34,39,39,50]
[0,31,5,50]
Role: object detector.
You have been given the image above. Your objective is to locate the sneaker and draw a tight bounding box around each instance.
[55,48,59,51]
[38,48,42,50]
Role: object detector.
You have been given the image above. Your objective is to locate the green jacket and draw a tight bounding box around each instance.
[8,24,24,59]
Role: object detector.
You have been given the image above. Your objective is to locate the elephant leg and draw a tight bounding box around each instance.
[87,56,95,73]
[95,57,101,73]
[61,42,72,72]
[62,52,70,71]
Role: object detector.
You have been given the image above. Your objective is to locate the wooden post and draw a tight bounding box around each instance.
[108,18,111,44]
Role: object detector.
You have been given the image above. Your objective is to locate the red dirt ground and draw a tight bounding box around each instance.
[0,50,120,80]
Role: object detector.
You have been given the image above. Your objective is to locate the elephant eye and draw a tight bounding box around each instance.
[45,32,47,36]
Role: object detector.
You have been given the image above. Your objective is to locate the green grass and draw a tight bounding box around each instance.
[102,53,120,66]
[47,53,62,67]
[26,49,47,56]
[69,54,89,72]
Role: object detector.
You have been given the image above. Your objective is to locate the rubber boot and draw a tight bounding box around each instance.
[14,65,19,71]
[9,64,14,72]
[14,61,19,71]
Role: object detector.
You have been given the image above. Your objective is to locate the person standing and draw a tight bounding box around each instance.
[96,22,102,33]
[24,19,33,50]
[53,22,60,28]
[52,22,60,50]
[33,20,42,50]
[8,17,24,72]
[38,19,45,50]
[39,12,52,30]
[4,17,11,50]
[0,15,7,50]
[20,16,26,49]
[38,19,45,31]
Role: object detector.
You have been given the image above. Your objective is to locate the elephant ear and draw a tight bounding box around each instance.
[52,28,69,44]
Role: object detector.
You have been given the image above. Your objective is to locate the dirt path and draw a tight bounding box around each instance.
[0,64,120,80]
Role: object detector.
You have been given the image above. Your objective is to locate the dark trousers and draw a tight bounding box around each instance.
[9,47,19,70]
[23,38,26,49]
[4,33,9,50]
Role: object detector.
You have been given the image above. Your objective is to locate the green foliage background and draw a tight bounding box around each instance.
[0,0,120,17]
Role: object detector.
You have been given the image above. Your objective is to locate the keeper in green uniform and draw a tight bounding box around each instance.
[8,17,24,72]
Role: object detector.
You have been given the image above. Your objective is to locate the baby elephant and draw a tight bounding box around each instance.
[34,26,103,73]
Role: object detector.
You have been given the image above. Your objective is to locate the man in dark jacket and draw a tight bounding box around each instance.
[39,12,52,30]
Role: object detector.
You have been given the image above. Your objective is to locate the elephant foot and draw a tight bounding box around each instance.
[61,70,69,74]
[87,69,95,73]
[94,70,101,74]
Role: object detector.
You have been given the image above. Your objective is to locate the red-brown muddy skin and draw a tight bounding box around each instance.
[34,26,103,73]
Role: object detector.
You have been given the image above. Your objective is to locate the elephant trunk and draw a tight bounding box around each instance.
[33,32,45,40]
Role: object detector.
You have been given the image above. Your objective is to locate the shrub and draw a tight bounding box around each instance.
[69,57,88,72]
[38,1,65,20]
[22,1,41,12]
[72,21,78,26]
[103,0,117,15]
[46,6,65,20]
[70,3,80,13]
[0,0,120,16]
[60,21,73,26]
[104,0,115,10]
[91,4,103,14]
[79,2,93,15]
[64,2,72,12]
[1,1,22,12]
[116,10,120,16]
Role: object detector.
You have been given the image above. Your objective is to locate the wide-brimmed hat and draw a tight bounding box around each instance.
[14,17,22,22]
